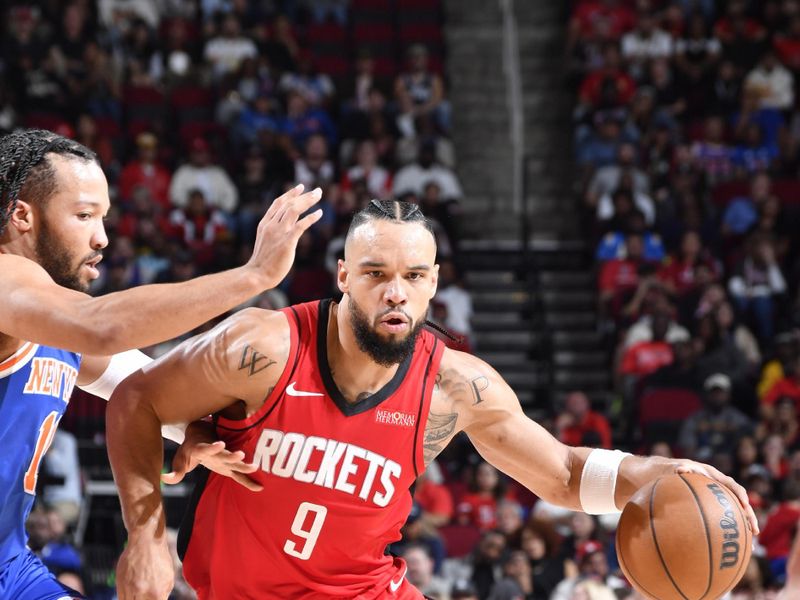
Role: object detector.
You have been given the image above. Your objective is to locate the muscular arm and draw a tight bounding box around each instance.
[427,350,756,519]
[0,186,320,355]
[106,308,290,546]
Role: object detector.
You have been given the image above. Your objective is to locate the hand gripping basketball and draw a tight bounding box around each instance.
[245,184,323,289]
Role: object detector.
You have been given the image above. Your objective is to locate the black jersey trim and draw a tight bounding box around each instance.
[317,299,414,417]
[412,338,439,478]
[177,466,211,561]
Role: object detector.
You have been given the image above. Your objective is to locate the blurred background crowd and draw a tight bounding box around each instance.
[1,0,799,599]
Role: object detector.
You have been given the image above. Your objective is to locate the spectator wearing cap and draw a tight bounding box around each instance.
[204,13,257,80]
[677,373,754,461]
[119,132,172,208]
[395,44,448,137]
[555,391,612,449]
[402,544,451,599]
[169,137,239,213]
[393,140,462,201]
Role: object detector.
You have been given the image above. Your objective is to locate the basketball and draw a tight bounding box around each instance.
[616,472,752,600]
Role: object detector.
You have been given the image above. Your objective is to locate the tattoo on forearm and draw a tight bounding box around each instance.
[238,344,276,376]
[423,412,458,465]
[470,376,489,404]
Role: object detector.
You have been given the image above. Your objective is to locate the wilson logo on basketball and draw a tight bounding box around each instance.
[374,409,416,427]
[707,483,740,569]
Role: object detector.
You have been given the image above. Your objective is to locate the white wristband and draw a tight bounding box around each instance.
[579,449,631,514]
[78,350,186,444]
[79,349,152,399]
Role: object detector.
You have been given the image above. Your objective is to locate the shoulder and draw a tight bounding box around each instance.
[432,349,513,420]
[0,254,49,279]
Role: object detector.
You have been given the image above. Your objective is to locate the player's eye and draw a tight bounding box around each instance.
[407,272,423,280]
[77,213,92,221]
[368,271,383,278]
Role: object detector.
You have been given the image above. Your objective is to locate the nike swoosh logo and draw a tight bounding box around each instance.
[286,382,324,397]
[389,566,407,593]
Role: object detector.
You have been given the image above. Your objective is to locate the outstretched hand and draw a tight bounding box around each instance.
[674,460,759,536]
[247,183,323,289]
[163,424,262,492]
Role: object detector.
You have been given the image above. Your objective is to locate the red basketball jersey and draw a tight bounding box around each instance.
[181,300,444,599]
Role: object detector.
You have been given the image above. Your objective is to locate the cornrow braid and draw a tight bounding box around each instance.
[346,198,434,243]
[0,129,98,236]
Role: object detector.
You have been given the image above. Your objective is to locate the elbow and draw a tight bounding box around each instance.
[83,320,125,355]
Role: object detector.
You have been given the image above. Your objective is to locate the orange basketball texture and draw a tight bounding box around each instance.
[616,472,752,600]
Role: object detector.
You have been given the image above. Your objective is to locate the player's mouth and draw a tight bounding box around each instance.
[83,255,103,279]
[378,313,409,334]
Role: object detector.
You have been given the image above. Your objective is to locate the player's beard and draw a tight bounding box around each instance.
[347,296,427,368]
[36,217,93,293]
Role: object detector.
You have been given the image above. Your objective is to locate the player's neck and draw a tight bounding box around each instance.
[327,301,400,404]
[0,334,26,363]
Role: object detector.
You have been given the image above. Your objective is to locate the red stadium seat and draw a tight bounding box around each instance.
[439,524,482,558]
[638,387,701,445]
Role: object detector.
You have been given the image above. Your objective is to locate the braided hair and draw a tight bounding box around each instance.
[346,199,461,343]
[0,129,98,236]
[346,198,434,243]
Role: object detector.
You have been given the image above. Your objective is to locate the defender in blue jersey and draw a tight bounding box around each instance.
[0,129,322,598]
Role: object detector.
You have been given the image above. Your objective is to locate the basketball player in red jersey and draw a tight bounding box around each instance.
[107,200,758,600]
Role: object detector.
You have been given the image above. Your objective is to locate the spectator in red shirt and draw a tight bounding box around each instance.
[118,132,172,208]
[413,463,454,537]
[555,391,613,449]
[762,354,800,419]
[568,0,636,53]
[598,232,646,319]
[618,311,682,380]
[759,479,800,567]
[658,230,722,298]
[579,44,637,109]
[774,15,800,73]
[455,461,511,531]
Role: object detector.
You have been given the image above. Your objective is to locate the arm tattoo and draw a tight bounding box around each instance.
[423,411,458,465]
[238,344,276,376]
[470,376,489,405]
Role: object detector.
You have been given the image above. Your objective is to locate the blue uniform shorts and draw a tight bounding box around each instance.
[0,549,84,599]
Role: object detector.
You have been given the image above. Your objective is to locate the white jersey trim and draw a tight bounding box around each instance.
[0,342,40,379]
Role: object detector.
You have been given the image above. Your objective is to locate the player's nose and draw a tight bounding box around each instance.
[92,222,109,250]
[383,277,408,305]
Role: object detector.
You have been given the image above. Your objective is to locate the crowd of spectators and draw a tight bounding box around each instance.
[573,0,800,596]
[6,1,800,599]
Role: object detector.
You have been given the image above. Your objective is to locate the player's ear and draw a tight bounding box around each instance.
[429,263,439,299]
[8,199,34,234]
[337,259,349,294]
